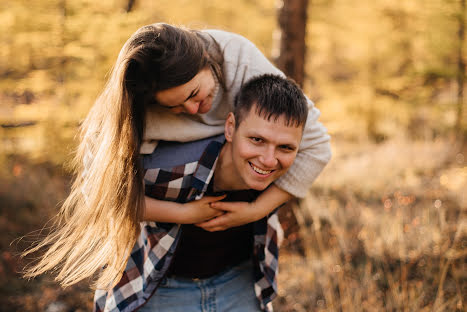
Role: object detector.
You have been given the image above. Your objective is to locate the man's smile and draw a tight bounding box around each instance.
[249,162,274,175]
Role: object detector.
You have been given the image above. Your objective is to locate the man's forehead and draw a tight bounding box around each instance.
[238,108,304,131]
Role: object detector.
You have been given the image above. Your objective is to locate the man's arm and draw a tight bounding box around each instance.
[195,184,292,232]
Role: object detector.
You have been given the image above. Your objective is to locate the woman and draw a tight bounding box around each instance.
[23,23,331,307]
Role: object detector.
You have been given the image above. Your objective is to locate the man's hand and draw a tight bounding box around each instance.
[195,201,260,232]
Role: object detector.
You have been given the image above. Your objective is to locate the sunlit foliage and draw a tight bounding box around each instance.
[0,0,465,311]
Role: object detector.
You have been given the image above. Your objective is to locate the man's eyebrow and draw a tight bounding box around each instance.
[183,85,200,102]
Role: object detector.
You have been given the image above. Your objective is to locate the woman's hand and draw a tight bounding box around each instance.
[180,195,226,224]
[142,195,225,224]
[195,201,260,232]
[195,184,294,232]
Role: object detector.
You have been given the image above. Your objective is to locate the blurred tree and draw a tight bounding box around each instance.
[3,0,465,159]
[126,0,136,12]
[274,0,309,254]
[456,0,466,140]
[275,0,309,86]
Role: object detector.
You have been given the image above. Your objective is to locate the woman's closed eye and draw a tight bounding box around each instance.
[191,89,200,98]
[185,87,200,102]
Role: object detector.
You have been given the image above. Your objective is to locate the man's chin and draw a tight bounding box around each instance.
[247,181,273,192]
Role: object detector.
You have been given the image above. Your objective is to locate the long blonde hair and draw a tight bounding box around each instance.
[22,23,223,289]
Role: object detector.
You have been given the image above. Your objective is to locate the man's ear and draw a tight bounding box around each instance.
[225,112,236,142]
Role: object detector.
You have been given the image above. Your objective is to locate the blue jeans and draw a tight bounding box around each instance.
[138,260,261,312]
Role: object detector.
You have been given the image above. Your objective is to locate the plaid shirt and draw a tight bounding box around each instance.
[94,135,283,312]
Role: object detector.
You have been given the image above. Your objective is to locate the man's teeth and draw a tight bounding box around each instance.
[251,164,272,175]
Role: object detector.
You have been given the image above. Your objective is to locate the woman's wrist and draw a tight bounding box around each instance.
[253,184,294,216]
[178,203,195,224]
[143,196,185,223]
[249,201,265,222]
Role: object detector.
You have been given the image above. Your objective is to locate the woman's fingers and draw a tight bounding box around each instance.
[210,200,246,212]
[201,194,226,203]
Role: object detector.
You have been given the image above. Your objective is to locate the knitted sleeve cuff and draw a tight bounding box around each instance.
[274,151,331,198]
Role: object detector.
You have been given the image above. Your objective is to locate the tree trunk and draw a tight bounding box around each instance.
[456,0,466,140]
[275,0,310,256]
[58,0,67,104]
[275,0,309,87]
[126,0,136,13]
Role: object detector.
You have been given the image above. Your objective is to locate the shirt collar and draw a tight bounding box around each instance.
[191,135,225,193]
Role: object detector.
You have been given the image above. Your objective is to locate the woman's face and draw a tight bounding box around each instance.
[155,68,216,114]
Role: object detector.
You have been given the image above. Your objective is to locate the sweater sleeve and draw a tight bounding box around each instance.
[274,99,332,198]
[209,30,332,198]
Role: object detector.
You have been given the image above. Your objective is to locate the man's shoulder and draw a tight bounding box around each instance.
[143,134,225,169]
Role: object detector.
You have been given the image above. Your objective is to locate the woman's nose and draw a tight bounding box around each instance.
[183,100,200,114]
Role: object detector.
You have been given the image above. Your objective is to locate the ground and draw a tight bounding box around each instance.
[0,136,465,311]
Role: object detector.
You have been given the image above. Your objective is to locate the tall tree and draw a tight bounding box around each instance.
[275,0,310,255]
[456,0,466,140]
[275,0,309,86]
[126,0,136,12]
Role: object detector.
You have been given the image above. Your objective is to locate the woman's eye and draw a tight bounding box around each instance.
[188,89,200,100]
[169,106,183,113]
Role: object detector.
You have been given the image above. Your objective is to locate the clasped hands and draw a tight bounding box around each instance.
[143,185,290,232]
[185,195,261,232]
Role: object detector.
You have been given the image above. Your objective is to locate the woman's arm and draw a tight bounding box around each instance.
[209,30,332,197]
[274,97,332,197]
[143,31,331,231]
[193,33,331,232]
[142,195,226,224]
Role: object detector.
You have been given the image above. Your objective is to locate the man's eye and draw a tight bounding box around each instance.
[280,145,295,151]
[250,137,262,143]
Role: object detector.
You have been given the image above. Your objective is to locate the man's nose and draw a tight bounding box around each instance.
[259,147,278,168]
[183,100,200,114]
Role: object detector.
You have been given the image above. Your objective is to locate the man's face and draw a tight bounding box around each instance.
[225,106,303,191]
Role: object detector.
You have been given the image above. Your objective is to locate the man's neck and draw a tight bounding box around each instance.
[212,143,245,192]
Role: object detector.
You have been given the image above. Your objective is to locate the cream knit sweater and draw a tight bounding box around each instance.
[141,30,331,198]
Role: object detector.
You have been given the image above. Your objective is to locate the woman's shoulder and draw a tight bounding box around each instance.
[202,29,283,89]
[202,29,256,50]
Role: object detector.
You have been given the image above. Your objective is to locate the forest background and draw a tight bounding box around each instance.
[0,0,465,311]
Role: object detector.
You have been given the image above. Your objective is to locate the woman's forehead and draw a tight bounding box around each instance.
[155,77,198,107]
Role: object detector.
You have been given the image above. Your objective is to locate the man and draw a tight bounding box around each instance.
[94,74,308,312]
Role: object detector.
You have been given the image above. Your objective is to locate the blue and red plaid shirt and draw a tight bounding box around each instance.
[93,134,283,312]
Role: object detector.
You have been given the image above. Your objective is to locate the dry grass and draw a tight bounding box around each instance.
[0,155,94,312]
[0,136,465,311]
[274,136,466,311]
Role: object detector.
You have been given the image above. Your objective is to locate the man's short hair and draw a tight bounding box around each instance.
[234,74,308,128]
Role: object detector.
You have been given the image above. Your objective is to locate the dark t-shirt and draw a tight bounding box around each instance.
[167,187,260,279]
